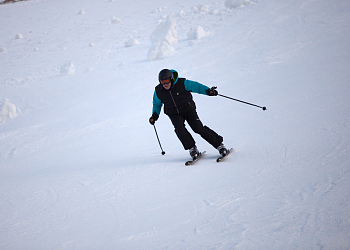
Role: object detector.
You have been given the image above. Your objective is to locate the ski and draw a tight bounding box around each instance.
[216,148,234,162]
[185,151,206,166]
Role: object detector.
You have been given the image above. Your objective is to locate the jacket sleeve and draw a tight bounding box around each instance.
[184,79,210,95]
[152,90,162,115]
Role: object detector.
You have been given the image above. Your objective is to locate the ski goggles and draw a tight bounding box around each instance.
[160,79,171,85]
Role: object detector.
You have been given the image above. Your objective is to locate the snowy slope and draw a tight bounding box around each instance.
[1,0,350,249]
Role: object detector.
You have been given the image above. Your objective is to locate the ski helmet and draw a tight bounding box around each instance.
[158,69,173,83]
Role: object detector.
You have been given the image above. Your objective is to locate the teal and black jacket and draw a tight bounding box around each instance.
[152,69,210,116]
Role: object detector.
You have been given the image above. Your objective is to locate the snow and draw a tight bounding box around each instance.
[0,98,21,123]
[125,37,139,48]
[1,0,350,249]
[60,62,75,75]
[111,16,123,24]
[192,4,210,13]
[150,16,178,45]
[187,26,209,40]
[148,15,178,60]
[225,0,252,9]
[15,33,23,39]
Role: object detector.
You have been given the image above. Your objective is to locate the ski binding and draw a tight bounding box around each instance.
[216,148,234,162]
[185,151,206,166]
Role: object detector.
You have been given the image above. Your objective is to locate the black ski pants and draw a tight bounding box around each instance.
[168,109,223,150]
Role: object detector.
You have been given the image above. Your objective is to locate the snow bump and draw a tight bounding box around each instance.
[60,62,75,75]
[187,26,209,40]
[148,15,177,61]
[0,98,20,123]
[225,0,252,9]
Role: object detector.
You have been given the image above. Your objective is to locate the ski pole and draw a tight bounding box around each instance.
[153,124,165,155]
[218,94,267,111]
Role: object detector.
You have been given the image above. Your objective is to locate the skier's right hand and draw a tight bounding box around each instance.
[149,112,159,125]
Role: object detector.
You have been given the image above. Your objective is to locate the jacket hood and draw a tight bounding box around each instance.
[170,69,179,84]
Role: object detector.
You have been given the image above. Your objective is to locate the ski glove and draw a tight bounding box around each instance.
[206,86,218,96]
[149,112,159,125]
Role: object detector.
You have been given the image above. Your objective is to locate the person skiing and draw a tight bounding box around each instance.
[149,69,228,160]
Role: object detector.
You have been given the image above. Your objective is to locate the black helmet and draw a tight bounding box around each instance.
[158,69,173,83]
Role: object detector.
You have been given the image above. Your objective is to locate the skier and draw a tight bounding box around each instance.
[149,69,228,160]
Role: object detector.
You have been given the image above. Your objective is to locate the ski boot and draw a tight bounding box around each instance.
[217,143,228,157]
[189,145,200,160]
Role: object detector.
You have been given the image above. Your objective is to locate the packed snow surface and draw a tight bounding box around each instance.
[1,0,350,249]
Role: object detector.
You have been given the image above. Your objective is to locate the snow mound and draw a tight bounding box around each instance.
[0,98,20,123]
[148,15,177,60]
[147,42,175,61]
[178,10,186,18]
[15,33,23,39]
[152,7,167,13]
[111,16,122,24]
[125,37,139,47]
[150,16,177,45]
[0,47,6,53]
[60,62,75,75]
[192,4,209,13]
[225,0,252,9]
[187,26,209,40]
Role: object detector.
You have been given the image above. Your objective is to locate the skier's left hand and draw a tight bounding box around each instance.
[206,86,218,96]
